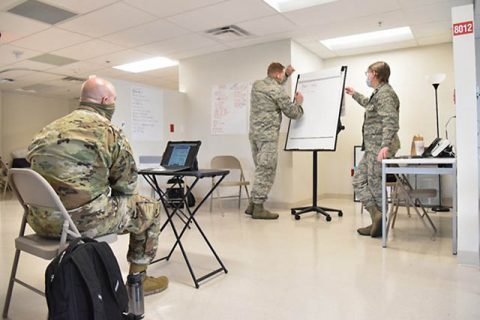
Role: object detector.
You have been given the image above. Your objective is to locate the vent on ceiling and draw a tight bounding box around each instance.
[8,0,77,25]
[29,53,77,66]
[206,25,250,41]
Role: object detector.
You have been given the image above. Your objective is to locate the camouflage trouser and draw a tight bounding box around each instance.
[352,150,399,209]
[28,193,161,265]
[250,139,278,204]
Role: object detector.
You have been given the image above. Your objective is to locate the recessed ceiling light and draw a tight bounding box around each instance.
[113,57,178,73]
[320,27,413,51]
[263,0,337,13]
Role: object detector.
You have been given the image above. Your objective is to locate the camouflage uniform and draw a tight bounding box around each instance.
[352,83,400,208]
[249,76,303,204]
[27,102,161,265]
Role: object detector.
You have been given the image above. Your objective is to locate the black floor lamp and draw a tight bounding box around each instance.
[427,73,450,212]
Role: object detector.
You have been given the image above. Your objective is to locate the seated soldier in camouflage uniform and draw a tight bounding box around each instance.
[246,63,304,219]
[345,61,400,237]
[27,76,168,295]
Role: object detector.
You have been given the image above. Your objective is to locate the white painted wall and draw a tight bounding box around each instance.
[322,43,456,199]
[1,92,71,162]
[452,4,479,266]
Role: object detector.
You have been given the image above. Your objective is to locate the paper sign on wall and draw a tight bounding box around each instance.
[211,81,252,135]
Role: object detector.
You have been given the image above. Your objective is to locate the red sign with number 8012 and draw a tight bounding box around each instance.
[452,21,474,36]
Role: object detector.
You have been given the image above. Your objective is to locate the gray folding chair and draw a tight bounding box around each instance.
[2,168,116,319]
[0,157,10,197]
[387,173,438,235]
[210,155,250,212]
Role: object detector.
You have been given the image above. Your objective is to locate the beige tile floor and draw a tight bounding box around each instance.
[1,195,479,320]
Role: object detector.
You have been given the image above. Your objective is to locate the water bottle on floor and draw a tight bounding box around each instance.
[125,273,144,319]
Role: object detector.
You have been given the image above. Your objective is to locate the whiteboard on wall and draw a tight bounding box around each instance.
[108,78,163,143]
[106,77,166,164]
[130,86,163,141]
[285,66,347,151]
[211,81,252,135]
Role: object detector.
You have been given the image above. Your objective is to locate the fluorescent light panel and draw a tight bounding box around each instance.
[263,0,337,12]
[320,27,413,51]
[113,57,178,73]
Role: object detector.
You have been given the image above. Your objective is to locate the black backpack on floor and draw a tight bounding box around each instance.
[45,237,128,320]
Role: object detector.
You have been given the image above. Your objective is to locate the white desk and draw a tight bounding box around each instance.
[381,158,457,254]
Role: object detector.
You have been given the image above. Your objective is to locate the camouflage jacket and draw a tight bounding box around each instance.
[353,83,400,154]
[27,103,137,211]
[249,76,303,142]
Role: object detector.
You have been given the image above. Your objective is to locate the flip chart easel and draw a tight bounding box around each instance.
[285,66,347,221]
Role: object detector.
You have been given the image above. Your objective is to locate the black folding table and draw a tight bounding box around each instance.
[138,169,229,288]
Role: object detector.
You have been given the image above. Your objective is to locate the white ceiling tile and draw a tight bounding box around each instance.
[398,0,472,9]
[410,20,452,38]
[138,66,179,78]
[226,35,287,50]
[0,0,23,10]
[403,3,452,24]
[43,78,82,87]
[237,14,296,36]
[0,60,55,81]
[138,34,222,56]
[283,0,401,27]
[0,12,51,43]
[332,39,418,57]
[15,70,64,82]
[101,19,190,48]
[123,0,225,18]
[57,2,157,37]
[52,39,126,60]
[86,50,154,68]
[0,67,30,79]
[41,0,118,14]
[93,67,132,79]
[166,0,276,32]
[308,11,407,40]
[0,44,42,65]
[47,61,105,78]
[10,27,90,52]
[172,43,229,59]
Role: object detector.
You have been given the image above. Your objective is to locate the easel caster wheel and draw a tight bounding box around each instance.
[295,215,300,220]
[326,216,332,222]
[291,209,295,215]
[338,211,343,217]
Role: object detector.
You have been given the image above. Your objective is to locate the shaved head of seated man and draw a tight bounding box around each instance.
[27,76,168,296]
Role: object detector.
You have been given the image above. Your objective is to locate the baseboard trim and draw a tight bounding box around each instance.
[457,250,480,267]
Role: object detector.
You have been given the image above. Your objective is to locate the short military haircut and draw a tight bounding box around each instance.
[368,61,390,83]
[267,62,285,76]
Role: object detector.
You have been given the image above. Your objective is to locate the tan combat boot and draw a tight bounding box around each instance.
[244,201,253,215]
[367,205,383,238]
[357,224,372,236]
[357,205,374,236]
[252,203,279,220]
[130,263,169,296]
